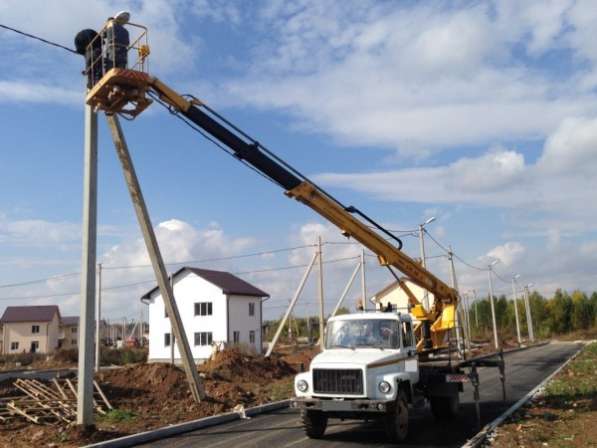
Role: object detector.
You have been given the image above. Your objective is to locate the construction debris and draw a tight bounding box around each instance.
[0,378,111,425]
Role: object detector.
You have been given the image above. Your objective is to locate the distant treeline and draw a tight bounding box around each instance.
[468,289,597,340]
[265,290,597,344]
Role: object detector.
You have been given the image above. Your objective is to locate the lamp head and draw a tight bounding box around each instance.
[114,11,131,24]
[424,216,436,225]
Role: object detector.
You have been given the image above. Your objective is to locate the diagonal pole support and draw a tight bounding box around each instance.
[331,261,361,317]
[105,115,205,402]
[266,251,318,357]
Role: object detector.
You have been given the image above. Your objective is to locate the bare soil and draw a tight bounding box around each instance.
[0,346,319,447]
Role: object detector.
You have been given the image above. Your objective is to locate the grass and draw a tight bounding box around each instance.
[492,342,597,448]
[544,342,597,399]
[265,378,294,401]
[100,409,137,423]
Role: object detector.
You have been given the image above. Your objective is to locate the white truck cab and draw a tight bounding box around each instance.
[292,311,419,442]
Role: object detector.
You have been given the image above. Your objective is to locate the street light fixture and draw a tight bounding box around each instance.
[424,216,436,226]
[487,259,500,349]
[418,216,436,311]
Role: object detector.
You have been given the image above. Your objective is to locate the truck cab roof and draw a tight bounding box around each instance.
[328,311,412,324]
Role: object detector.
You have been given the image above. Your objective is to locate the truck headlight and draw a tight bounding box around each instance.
[297,380,309,393]
[378,381,392,394]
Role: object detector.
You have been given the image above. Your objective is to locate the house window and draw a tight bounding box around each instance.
[32,325,40,334]
[249,303,255,316]
[194,302,213,316]
[71,327,77,334]
[194,332,213,346]
[71,339,77,345]
[233,331,240,344]
[164,333,171,347]
[10,342,19,351]
[249,330,255,344]
[30,341,39,352]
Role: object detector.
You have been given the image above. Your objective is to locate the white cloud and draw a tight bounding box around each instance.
[223,0,597,153]
[315,115,597,232]
[0,216,80,247]
[486,242,526,267]
[0,80,80,105]
[538,116,597,174]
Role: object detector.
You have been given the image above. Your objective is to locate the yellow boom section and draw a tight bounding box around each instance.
[287,181,458,350]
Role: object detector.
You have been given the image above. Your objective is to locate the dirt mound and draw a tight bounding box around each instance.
[201,348,296,382]
[281,346,320,371]
[98,363,189,400]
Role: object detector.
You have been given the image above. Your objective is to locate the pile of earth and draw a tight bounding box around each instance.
[200,347,297,382]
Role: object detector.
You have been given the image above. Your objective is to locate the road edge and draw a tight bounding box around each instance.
[81,399,291,448]
[461,341,589,448]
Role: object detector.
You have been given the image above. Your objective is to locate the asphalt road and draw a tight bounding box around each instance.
[139,342,582,448]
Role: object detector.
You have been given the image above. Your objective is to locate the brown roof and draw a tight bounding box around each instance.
[61,316,79,326]
[0,305,60,323]
[141,267,269,300]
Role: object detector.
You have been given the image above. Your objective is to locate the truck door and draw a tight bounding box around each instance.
[401,320,418,374]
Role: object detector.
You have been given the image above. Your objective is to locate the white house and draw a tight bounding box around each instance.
[141,267,268,363]
[370,280,435,324]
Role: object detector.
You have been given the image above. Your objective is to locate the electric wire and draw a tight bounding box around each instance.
[0,23,78,54]
[0,272,80,289]
[102,244,317,270]
[0,256,360,302]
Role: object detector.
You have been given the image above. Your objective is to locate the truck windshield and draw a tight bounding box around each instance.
[325,319,400,349]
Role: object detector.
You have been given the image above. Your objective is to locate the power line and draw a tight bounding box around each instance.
[101,244,317,271]
[0,241,358,290]
[424,229,488,271]
[0,272,80,289]
[0,23,78,54]
[452,253,487,271]
[0,256,360,302]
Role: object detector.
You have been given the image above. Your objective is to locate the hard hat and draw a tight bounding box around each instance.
[114,11,131,24]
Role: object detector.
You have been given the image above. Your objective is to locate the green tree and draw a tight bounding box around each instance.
[549,289,573,334]
[571,290,593,330]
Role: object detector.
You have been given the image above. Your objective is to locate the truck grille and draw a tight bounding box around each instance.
[313,369,364,395]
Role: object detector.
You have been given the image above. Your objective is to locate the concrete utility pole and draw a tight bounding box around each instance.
[487,260,500,350]
[473,289,478,328]
[360,248,367,310]
[448,247,463,356]
[318,236,325,349]
[170,273,175,365]
[77,104,97,427]
[463,292,472,350]
[95,263,102,372]
[331,261,361,317]
[418,217,435,311]
[511,274,522,346]
[266,251,318,357]
[524,284,535,342]
[106,115,204,402]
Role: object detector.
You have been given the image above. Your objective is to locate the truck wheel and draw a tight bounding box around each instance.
[302,410,328,438]
[384,393,409,443]
[430,395,459,420]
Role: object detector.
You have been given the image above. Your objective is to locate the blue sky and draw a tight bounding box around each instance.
[1,0,597,320]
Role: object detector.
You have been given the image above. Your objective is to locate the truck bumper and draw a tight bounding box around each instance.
[291,397,395,414]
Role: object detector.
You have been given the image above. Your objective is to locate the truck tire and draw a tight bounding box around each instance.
[430,395,459,420]
[302,410,328,438]
[384,393,409,443]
